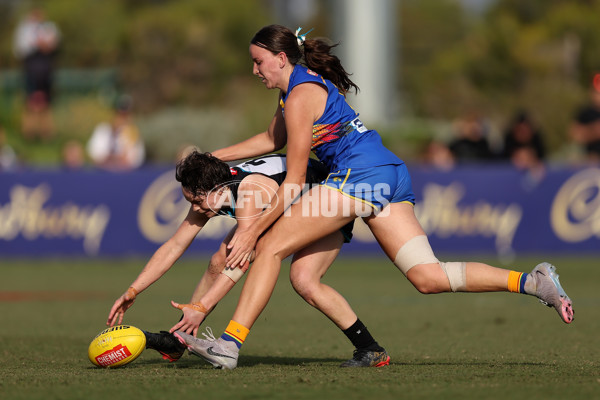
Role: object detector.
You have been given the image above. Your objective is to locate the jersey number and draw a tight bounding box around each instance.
[243,159,267,166]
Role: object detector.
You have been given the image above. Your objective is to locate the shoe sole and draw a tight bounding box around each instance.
[535,263,574,324]
[374,356,390,367]
[340,355,391,368]
[158,351,182,363]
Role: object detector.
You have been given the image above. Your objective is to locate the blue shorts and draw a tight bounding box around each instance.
[321,164,415,211]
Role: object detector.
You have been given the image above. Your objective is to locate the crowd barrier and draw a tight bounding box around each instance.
[1,164,599,258]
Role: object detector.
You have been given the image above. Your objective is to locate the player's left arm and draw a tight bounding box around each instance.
[225,83,323,268]
[107,209,209,326]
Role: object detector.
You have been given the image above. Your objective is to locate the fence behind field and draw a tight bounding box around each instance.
[1,165,599,258]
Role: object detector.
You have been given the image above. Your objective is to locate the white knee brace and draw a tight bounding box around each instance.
[393,235,439,274]
[393,235,467,292]
[221,267,245,283]
[221,250,254,283]
[439,261,467,292]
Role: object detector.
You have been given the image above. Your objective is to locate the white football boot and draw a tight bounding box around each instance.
[530,262,574,324]
[174,328,239,369]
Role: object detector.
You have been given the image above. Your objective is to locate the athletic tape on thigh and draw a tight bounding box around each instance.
[439,261,467,292]
[222,267,245,283]
[393,235,439,275]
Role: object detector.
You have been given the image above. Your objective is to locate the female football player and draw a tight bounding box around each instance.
[107,150,389,367]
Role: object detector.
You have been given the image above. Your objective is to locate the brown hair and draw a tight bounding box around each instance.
[251,24,359,95]
[175,151,231,196]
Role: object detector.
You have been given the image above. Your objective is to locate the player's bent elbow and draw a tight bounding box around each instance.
[273,138,286,152]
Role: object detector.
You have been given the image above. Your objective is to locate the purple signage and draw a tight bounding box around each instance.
[1,165,599,257]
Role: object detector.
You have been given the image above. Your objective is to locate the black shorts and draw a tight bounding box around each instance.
[340,220,354,244]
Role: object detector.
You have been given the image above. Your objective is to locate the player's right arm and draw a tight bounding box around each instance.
[211,104,286,162]
[106,207,209,326]
[168,174,278,335]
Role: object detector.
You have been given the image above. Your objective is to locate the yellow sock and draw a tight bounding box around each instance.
[221,320,249,349]
[507,271,528,293]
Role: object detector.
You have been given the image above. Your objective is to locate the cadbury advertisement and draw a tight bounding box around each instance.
[1,165,599,258]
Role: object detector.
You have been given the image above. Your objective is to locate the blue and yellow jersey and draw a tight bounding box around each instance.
[280,64,403,170]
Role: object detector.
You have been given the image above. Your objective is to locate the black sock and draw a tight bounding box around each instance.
[342,319,383,351]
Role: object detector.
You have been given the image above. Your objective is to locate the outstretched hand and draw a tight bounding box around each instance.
[169,301,207,337]
[106,287,138,327]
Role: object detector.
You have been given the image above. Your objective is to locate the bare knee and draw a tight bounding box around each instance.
[255,235,288,264]
[289,267,318,306]
[406,263,450,294]
[208,251,226,275]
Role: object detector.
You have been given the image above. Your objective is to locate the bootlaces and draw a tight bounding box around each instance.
[201,327,216,342]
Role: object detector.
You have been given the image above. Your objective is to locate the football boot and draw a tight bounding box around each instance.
[143,330,186,362]
[530,262,574,324]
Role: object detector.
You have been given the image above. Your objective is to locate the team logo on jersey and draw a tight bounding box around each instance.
[230,168,238,175]
[307,68,318,77]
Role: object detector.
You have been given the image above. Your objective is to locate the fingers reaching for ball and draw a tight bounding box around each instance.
[106,292,136,326]
[169,300,207,336]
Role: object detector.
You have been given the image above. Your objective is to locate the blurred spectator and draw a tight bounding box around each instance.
[86,96,145,171]
[501,110,546,171]
[569,81,600,164]
[448,113,494,163]
[0,127,18,171]
[13,7,61,140]
[422,139,455,171]
[62,140,86,170]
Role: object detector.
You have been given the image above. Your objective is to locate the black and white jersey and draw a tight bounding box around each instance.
[219,154,329,217]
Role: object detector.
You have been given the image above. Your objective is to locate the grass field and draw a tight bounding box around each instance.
[1,255,599,400]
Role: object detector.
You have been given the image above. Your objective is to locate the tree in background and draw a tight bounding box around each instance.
[400,0,600,156]
[3,0,600,163]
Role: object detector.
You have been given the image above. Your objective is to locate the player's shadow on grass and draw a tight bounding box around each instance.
[394,361,550,367]
[134,356,551,369]
[135,354,344,368]
[236,355,344,367]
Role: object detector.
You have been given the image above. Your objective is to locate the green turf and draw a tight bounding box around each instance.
[0,255,598,400]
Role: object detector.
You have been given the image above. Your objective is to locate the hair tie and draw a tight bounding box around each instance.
[295,26,314,46]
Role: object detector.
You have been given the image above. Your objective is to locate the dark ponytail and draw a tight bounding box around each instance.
[251,25,359,95]
[302,38,359,95]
